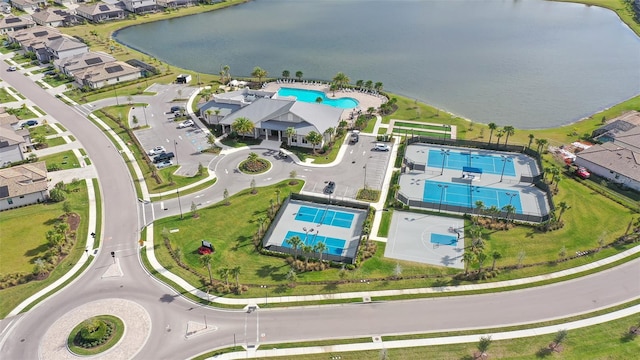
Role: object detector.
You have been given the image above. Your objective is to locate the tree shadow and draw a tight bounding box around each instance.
[159,293,177,303]
[24,243,49,257]
[43,217,62,226]
[621,330,638,343]
[535,347,553,358]
[272,284,289,294]
[323,282,338,291]
[256,265,277,278]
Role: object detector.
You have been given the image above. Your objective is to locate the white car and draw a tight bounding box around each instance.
[156,160,173,169]
[148,146,166,156]
[373,143,391,151]
[7,66,17,72]
[177,120,194,128]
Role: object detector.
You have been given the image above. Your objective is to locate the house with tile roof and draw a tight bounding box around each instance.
[0,123,31,166]
[76,2,126,23]
[0,15,36,34]
[217,95,342,149]
[31,8,79,27]
[54,51,116,76]
[6,26,63,62]
[121,0,160,14]
[0,161,49,211]
[9,0,45,12]
[46,35,88,61]
[73,61,142,89]
[156,0,197,8]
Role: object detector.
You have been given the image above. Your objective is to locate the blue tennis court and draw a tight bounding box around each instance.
[423,180,523,213]
[431,233,458,246]
[282,230,346,256]
[295,206,355,228]
[427,149,516,176]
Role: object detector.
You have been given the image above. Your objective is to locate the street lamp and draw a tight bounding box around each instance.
[114,86,119,106]
[363,164,367,189]
[174,140,179,165]
[142,105,148,127]
[440,149,450,175]
[437,184,448,212]
[176,187,183,219]
[506,192,517,206]
[499,155,513,182]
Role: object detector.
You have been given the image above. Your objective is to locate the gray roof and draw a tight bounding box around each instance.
[594,111,640,139]
[220,98,342,135]
[576,142,640,181]
[0,161,48,199]
[47,36,87,52]
[54,51,115,72]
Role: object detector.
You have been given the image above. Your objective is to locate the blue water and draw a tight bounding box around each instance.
[427,149,516,177]
[430,233,458,246]
[278,88,358,109]
[423,180,523,213]
[295,206,355,228]
[283,230,346,256]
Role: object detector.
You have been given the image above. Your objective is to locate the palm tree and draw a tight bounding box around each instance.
[374,82,383,92]
[46,230,64,254]
[217,267,230,286]
[487,122,497,144]
[488,205,500,225]
[332,72,350,89]
[491,250,502,271]
[554,175,562,192]
[474,200,485,223]
[305,131,323,154]
[364,80,373,91]
[231,117,254,139]
[557,201,571,222]
[286,236,302,261]
[476,336,492,359]
[231,266,241,289]
[535,138,548,154]
[476,251,487,272]
[301,244,313,267]
[55,222,69,243]
[527,133,535,150]
[207,134,216,151]
[502,126,515,147]
[502,204,516,222]
[549,167,560,184]
[251,66,267,83]
[295,71,303,81]
[329,83,338,97]
[282,70,290,79]
[286,266,298,286]
[462,251,475,274]
[222,65,230,83]
[323,127,334,142]
[285,127,296,146]
[257,216,266,235]
[200,254,213,285]
[495,129,505,147]
[355,79,364,90]
[469,225,483,250]
[313,241,327,262]
[275,188,281,204]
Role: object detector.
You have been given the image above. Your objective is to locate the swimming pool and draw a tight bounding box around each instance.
[295,206,355,228]
[282,230,346,255]
[277,87,358,109]
[427,149,516,177]
[423,180,523,213]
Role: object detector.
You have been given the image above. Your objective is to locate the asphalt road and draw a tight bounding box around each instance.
[0,62,639,360]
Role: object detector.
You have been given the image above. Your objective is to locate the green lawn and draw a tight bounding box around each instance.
[7,88,25,100]
[394,121,453,131]
[147,165,209,194]
[39,151,81,171]
[0,182,89,318]
[0,88,17,103]
[392,128,451,139]
[40,74,74,88]
[4,106,37,120]
[29,124,58,139]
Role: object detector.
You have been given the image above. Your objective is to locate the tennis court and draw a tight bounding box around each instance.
[282,230,346,256]
[427,149,516,176]
[295,206,355,228]
[423,180,523,213]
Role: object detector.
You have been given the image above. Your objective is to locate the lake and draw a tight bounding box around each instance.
[114,0,640,129]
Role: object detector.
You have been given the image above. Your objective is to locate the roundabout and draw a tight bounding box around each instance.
[39,299,150,360]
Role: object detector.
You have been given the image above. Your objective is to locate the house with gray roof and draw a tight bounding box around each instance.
[0,123,31,166]
[156,0,197,8]
[575,141,640,192]
[31,8,79,27]
[9,0,44,12]
[76,2,126,23]
[0,161,49,211]
[46,35,88,61]
[54,51,116,76]
[593,111,640,143]
[121,0,160,14]
[7,26,64,63]
[73,61,142,89]
[0,15,36,34]
[218,97,343,148]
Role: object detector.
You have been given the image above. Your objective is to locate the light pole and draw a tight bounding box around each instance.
[437,184,448,212]
[114,86,119,106]
[174,140,179,165]
[176,187,183,219]
[142,105,148,127]
[260,285,267,305]
[440,149,450,175]
[499,155,512,182]
[363,164,367,189]
[506,192,517,206]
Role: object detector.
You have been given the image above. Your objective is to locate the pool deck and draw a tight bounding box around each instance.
[263,81,385,121]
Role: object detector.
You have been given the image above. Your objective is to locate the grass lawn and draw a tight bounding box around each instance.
[29,124,58,139]
[39,150,81,171]
[147,165,209,193]
[5,106,37,120]
[264,311,640,360]
[286,134,346,165]
[392,128,451,139]
[220,136,263,148]
[0,88,17,103]
[64,75,166,104]
[0,182,89,318]
[43,136,67,148]
[7,88,25,100]
[41,74,74,88]
[394,121,453,131]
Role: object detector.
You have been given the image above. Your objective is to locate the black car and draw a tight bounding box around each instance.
[170,105,185,113]
[153,152,175,163]
[21,120,38,128]
[324,181,336,194]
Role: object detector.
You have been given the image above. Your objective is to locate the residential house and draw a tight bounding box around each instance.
[46,35,88,61]
[76,2,126,23]
[73,61,142,89]
[121,0,160,14]
[54,51,116,76]
[218,96,342,149]
[9,0,42,12]
[31,8,80,28]
[0,15,36,34]
[156,0,197,8]
[575,141,640,192]
[0,161,49,211]
[592,111,640,142]
[0,123,31,166]
[7,26,62,62]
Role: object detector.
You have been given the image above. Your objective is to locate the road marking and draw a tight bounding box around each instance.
[178,136,183,140]
[264,177,272,181]
[225,169,228,174]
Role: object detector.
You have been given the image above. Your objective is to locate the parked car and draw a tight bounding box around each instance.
[177,120,194,128]
[324,181,336,194]
[156,160,173,169]
[373,143,390,151]
[170,105,185,113]
[153,152,175,163]
[21,120,38,128]
[350,132,359,144]
[148,146,167,156]
[576,167,591,179]
[7,66,16,72]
